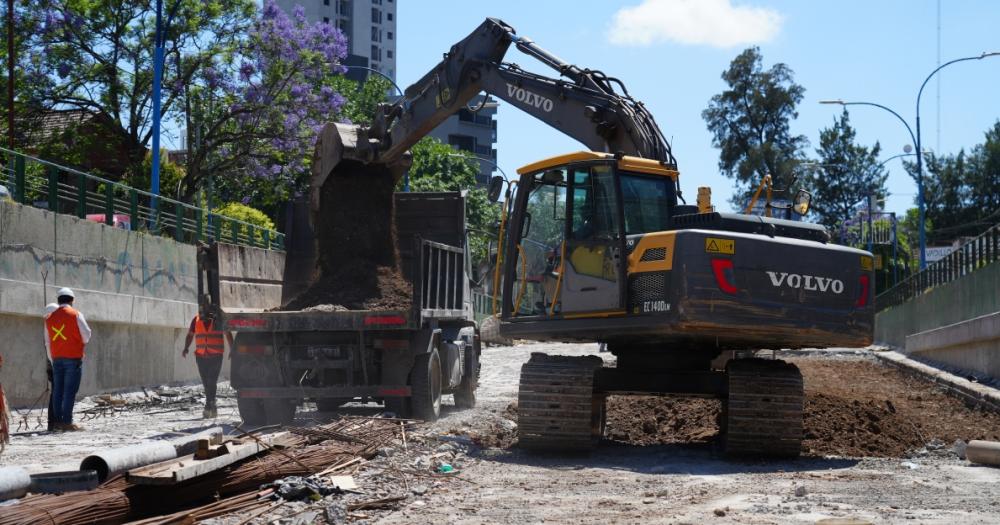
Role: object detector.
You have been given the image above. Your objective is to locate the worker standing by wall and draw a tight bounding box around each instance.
[182,311,232,419]
[43,303,59,431]
[44,288,92,432]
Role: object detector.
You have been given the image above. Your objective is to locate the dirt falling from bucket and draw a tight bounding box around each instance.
[283,160,413,311]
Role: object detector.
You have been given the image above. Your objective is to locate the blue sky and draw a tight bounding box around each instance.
[396,0,1000,216]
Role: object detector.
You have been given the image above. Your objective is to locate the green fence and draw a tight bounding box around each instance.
[876,222,1000,311]
[0,147,284,250]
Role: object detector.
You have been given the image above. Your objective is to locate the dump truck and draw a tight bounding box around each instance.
[198,190,480,425]
[207,17,874,456]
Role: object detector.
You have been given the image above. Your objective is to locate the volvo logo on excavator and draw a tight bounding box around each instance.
[506,83,554,112]
[766,271,844,294]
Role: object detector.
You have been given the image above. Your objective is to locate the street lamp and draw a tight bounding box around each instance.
[819,51,999,269]
[339,65,404,98]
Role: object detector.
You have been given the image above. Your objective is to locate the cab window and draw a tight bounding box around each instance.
[620,173,672,235]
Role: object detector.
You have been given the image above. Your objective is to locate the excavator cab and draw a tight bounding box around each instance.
[502,152,677,322]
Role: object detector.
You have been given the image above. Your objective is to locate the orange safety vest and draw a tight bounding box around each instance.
[46,306,85,359]
[194,315,226,357]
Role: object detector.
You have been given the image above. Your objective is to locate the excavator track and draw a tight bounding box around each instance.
[517,353,605,451]
[724,358,804,458]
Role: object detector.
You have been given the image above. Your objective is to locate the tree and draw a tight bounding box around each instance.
[702,47,808,206]
[0,3,52,149]
[32,0,349,211]
[34,0,257,178]
[808,109,888,228]
[328,74,393,126]
[403,137,501,265]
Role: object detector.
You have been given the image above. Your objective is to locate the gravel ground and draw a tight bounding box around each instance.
[4,343,1000,525]
[370,343,1000,525]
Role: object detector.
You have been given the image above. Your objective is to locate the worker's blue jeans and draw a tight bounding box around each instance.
[51,358,83,424]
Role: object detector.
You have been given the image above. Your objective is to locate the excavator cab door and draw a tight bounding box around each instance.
[508,161,624,318]
[559,164,623,314]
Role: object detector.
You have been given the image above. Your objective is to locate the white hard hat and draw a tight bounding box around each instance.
[45,303,59,315]
[57,287,75,299]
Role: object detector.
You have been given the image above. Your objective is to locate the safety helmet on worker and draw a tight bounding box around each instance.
[57,287,75,300]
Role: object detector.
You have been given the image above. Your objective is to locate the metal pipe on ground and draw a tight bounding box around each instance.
[81,427,223,482]
[0,467,30,501]
[966,440,1000,466]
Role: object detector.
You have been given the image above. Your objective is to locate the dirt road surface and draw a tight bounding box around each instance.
[3,342,1000,525]
[372,343,1000,525]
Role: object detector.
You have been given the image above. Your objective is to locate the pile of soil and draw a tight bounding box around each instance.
[519,357,1000,458]
[283,161,413,311]
[605,397,720,446]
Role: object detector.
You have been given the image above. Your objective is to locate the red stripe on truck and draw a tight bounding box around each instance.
[364,315,407,326]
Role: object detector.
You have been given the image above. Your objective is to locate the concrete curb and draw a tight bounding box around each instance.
[873,350,1000,414]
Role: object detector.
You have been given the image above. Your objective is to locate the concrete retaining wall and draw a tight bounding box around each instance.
[875,260,1000,380]
[0,200,209,406]
[905,312,1000,380]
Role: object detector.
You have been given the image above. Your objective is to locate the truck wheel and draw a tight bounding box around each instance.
[263,399,297,426]
[454,333,480,409]
[237,398,267,427]
[411,349,442,421]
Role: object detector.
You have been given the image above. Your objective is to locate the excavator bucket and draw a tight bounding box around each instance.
[280,123,412,308]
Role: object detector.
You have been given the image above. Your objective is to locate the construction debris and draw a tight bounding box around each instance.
[0,417,409,525]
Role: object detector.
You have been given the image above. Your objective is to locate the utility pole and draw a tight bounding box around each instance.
[6,0,14,150]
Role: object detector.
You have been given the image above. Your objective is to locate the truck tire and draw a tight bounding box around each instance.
[263,399,297,426]
[237,398,267,426]
[411,349,442,421]
[455,336,480,408]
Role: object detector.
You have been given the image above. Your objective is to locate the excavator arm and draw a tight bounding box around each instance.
[356,17,676,168]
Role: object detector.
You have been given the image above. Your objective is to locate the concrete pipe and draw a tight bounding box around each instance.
[0,467,32,501]
[966,440,1000,466]
[81,427,223,482]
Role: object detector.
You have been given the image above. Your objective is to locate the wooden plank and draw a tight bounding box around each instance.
[126,440,269,485]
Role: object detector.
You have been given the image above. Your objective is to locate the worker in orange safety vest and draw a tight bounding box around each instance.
[183,310,233,419]
[44,288,92,431]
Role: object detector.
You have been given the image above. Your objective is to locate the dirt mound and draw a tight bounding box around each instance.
[518,357,1000,458]
[283,160,412,311]
[605,396,720,446]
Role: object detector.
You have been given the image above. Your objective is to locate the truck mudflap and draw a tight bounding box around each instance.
[237,386,412,399]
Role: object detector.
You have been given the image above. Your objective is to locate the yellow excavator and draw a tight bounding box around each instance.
[307,18,874,457]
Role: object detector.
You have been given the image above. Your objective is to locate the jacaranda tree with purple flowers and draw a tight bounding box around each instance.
[29,0,350,210]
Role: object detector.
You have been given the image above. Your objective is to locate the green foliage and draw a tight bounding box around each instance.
[120,150,186,199]
[808,109,888,228]
[212,201,277,245]
[330,75,393,126]
[702,47,808,206]
[903,120,1000,243]
[403,137,502,265]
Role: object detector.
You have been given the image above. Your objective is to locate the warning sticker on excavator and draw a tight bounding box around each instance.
[705,237,735,255]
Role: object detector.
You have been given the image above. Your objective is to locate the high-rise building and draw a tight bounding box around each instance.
[427,96,498,185]
[273,1,497,183]
[274,0,397,83]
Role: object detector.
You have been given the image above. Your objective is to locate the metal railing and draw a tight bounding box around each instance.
[420,239,465,314]
[0,148,283,250]
[876,222,1000,311]
[471,290,492,323]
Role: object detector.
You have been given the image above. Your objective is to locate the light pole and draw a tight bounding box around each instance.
[447,152,509,184]
[150,0,181,213]
[819,51,999,270]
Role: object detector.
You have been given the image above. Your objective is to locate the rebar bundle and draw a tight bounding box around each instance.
[0,416,405,525]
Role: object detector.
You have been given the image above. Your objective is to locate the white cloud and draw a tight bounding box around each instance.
[607,0,783,48]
